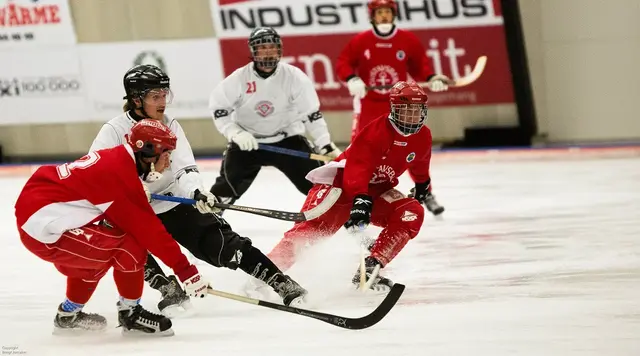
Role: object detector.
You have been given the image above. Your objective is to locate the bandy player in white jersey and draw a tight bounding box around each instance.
[90,64,309,314]
[208,27,342,207]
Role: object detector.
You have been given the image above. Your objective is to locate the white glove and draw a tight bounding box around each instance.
[319,142,342,159]
[428,75,450,92]
[230,130,259,151]
[183,273,209,298]
[192,189,222,214]
[347,77,367,98]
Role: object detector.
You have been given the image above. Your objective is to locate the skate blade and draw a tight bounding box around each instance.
[52,326,107,336]
[161,302,196,319]
[121,328,175,337]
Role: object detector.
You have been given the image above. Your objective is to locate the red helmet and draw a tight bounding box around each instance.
[368,0,398,18]
[388,81,429,135]
[127,119,177,157]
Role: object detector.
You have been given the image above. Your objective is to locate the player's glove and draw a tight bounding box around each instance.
[344,194,373,232]
[347,76,367,98]
[183,273,209,298]
[230,130,259,151]
[318,142,342,159]
[409,180,445,216]
[428,74,450,92]
[192,189,222,214]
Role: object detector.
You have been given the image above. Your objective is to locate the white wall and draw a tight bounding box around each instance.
[521,0,640,143]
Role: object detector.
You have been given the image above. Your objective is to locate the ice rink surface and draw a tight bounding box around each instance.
[0,148,639,356]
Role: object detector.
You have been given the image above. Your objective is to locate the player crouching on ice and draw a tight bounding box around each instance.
[14,120,210,336]
[267,81,436,291]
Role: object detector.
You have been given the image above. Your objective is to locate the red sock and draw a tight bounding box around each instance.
[66,278,98,304]
[113,269,144,300]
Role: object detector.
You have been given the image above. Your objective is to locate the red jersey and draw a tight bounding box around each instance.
[306,115,432,199]
[336,28,434,102]
[15,144,192,275]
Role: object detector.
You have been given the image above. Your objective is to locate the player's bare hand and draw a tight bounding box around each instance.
[154,151,171,173]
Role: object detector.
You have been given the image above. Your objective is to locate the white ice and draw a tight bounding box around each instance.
[0,152,639,356]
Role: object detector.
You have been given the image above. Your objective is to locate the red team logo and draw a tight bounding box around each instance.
[368,65,399,94]
[254,100,274,117]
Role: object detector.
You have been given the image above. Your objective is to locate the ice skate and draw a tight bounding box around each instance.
[157,275,192,318]
[352,257,394,293]
[424,193,445,216]
[117,301,174,337]
[272,275,308,307]
[53,304,107,335]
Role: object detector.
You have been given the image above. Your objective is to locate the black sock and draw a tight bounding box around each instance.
[238,247,287,289]
[144,254,171,290]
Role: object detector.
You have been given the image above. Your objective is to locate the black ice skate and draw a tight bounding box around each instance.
[53,304,107,334]
[157,275,192,318]
[352,256,394,293]
[117,301,174,337]
[272,275,308,306]
[424,193,445,216]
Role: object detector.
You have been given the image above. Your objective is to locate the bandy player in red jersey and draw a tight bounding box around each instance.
[267,81,436,291]
[14,119,209,336]
[335,0,448,215]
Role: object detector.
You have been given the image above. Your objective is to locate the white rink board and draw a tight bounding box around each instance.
[0,152,639,355]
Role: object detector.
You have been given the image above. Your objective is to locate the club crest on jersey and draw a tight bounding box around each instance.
[396,50,405,61]
[369,65,399,94]
[255,100,274,117]
[406,152,416,162]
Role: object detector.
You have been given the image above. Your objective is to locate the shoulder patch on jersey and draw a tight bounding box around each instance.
[214,109,229,119]
[308,110,323,122]
[396,50,405,60]
[255,100,274,117]
[406,152,416,162]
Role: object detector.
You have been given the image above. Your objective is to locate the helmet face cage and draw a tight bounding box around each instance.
[249,30,282,70]
[390,103,428,135]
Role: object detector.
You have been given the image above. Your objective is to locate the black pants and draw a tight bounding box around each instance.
[210,135,322,203]
[157,204,249,268]
[145,204,287,292]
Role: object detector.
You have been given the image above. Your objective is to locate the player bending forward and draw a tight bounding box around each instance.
[267,81,436,291]
[90,64,308,313]
[336,0,447,215]
[15,120,209,336]
[209,27,341,207]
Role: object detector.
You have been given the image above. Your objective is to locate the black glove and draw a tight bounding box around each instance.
[344,194,373,232]
[408,180,431,204]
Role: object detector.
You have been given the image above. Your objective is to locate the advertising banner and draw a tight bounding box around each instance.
[209,0,514,110]
[79,38,225,120]
[0,0,77,47]
[0,47,86,124]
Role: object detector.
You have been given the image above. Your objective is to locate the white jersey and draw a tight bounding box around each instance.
[89,111,205,214]
[209,62,332,148]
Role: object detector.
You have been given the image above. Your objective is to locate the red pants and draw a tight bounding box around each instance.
[351,97,390,142]
[19,223,147,303]
[268,184,425,271]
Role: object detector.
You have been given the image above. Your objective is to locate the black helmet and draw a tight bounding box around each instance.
[123,64,170,101]
[248,27,282,70]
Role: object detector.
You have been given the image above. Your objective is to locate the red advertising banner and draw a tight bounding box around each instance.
[210,0,514,111]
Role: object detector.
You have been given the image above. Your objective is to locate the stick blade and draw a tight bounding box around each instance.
[341,283,406,330]
[453,55,487,87]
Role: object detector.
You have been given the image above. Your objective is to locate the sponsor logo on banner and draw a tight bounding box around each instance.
[211,0,501,38]
[0,47,86,124]
[0,0,77,46]
[79,39,224,120]
[0,76,81,97]
[210,0,513,110]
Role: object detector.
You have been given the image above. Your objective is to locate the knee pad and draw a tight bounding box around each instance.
[220,233,253,270]
[389,198,425,238]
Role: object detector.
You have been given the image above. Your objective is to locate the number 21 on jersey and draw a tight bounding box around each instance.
[56,151,101,179]
[246,81,257,94]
